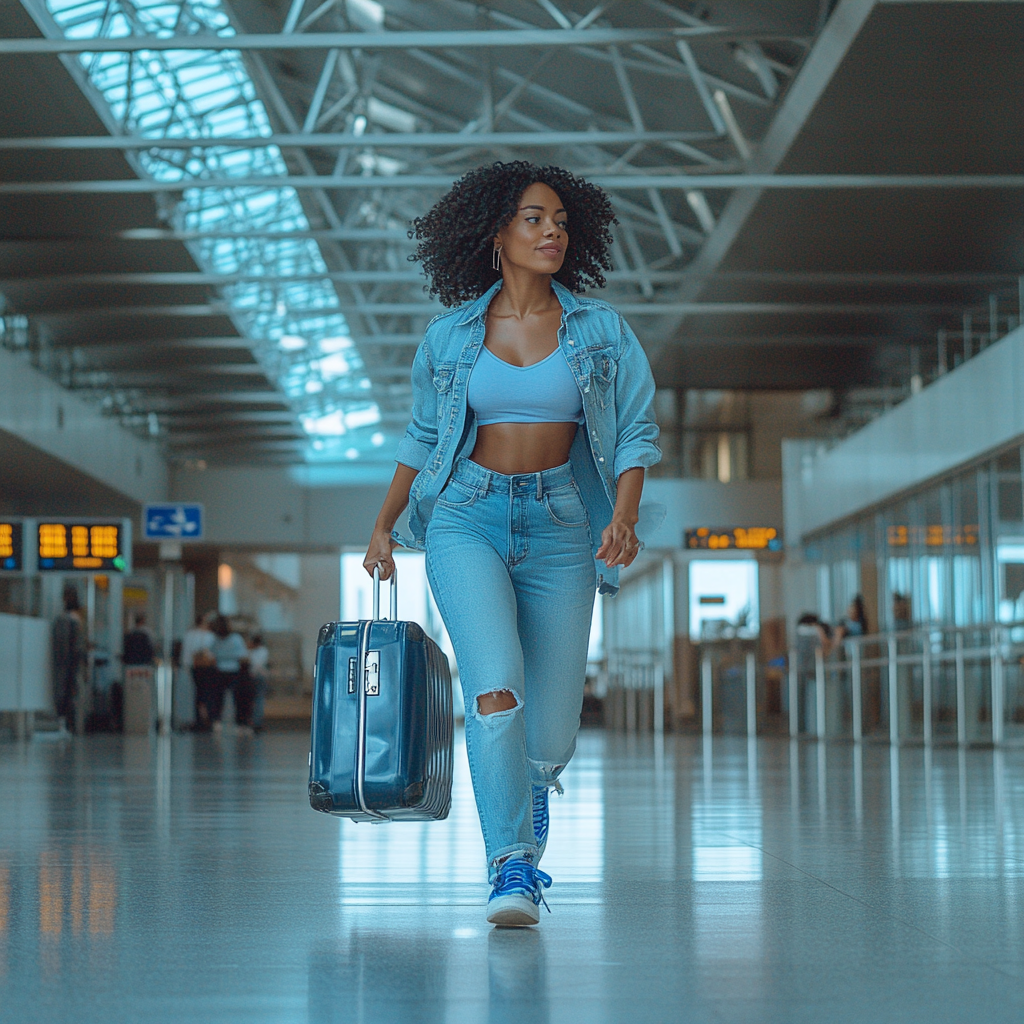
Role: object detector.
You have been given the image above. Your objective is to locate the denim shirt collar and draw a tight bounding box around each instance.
[455,278,581,327]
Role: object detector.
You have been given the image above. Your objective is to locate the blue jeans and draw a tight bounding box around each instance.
[425,458,596,877]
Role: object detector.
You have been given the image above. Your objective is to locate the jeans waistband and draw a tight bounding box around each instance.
[452,458,574,498]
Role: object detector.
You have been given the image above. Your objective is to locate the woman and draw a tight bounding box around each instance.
[821,594,869,656]
[209,615,249,734]
[363,162,660,927]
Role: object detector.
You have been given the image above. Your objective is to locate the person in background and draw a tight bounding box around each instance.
[51,585,87,733]
[180,613,214,731]
[123,613,156,667]
[210,615,249,734]
[819,594,868,657]
[795,612,832,734]
[893,592,912,631]
[247,633,270,734]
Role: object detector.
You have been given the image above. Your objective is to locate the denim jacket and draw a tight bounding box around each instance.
[393,279,661,595]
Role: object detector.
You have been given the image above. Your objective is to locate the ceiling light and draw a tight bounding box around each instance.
[371,431,385,447]
[346,0,383,31]
[345,447,360,460]
[279,334,306,351]
[302,410,346,436]
[316,353,351,380]
[712,90,753,162]
[686,191,716,234]
[367,97,417,134]
[344,405,381,429]
[352,115,367,137]
[305,379,324,394]
[319,336,352,353]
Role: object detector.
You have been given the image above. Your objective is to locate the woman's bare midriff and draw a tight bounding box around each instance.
[470,421,579,475]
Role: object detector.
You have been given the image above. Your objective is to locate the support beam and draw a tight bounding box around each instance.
[15,300,985,317]
[1,174,1018,194]
[0,228,411,242]
[49,334,425,349]
[31,266,1010,288]
[647,0,880,364]
[0,130,716,151]
[0,26,723,55]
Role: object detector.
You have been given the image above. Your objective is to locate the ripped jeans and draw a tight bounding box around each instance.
[425,458,597,877]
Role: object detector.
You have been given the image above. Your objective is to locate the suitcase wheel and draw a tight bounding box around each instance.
[308,781,334,813]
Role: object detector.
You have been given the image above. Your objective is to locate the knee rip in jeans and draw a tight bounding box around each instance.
[475,689,523,723]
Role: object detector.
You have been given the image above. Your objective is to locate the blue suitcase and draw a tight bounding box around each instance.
[308,568,454,821]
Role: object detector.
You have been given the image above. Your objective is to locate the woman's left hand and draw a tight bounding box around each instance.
[597,519,641,569]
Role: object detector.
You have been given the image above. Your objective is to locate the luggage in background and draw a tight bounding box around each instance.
[308,568,453,822]
[123,666,154,735]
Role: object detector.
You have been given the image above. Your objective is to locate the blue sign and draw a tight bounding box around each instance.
[144,504,203,540]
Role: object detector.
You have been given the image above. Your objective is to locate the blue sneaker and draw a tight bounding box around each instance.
[486,856,552,927]
[532,780,562,861]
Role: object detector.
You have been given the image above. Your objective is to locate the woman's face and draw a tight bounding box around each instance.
[494,182,568,277]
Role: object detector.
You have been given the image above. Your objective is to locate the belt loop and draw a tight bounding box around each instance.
[536,472,543,500]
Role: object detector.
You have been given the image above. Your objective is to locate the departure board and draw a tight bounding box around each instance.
[37,521,128,572]
[0,521,24,571]
[685,526,783,551]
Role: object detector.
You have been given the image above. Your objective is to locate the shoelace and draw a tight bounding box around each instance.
[532,780,563,845]
[532,786,550,845]
[491,857,553,913]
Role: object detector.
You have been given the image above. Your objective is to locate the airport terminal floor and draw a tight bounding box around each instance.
[2,728,1023,1023]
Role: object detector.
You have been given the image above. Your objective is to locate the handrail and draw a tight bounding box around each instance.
[788,619,1024,747]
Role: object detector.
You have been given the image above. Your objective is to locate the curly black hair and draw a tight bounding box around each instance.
[409,161,616,307]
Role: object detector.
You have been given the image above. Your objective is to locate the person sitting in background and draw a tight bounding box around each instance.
[123,613,156,666]
[247,634,270,734]
[209,616,249,735]
[820,595,869,657]
[180,614,215,732]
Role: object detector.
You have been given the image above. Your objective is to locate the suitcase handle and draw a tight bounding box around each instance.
[371,564,398,622]
[354,618,390,823]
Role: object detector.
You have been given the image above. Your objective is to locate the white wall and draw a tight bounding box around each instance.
[784,325,1024,542]
[0,347,167,505]
[175,470,782,553]
[172,466,388,548]
[638,478,783,550]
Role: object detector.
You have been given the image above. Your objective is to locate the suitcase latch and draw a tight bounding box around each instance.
[364,651,380,696]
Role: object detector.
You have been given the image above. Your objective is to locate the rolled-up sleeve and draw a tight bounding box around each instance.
[394,338,436,471]
[612,315,661,478]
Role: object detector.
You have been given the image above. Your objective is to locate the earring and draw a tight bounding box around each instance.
[492,245,502,272]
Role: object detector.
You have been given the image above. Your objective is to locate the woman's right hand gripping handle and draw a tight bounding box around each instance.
[363,464,419,580]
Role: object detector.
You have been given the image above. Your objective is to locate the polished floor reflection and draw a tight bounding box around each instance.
[2,729,1024,1022]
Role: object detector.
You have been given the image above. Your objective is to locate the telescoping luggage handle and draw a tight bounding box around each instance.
[371,564,398,621]
[353,564,398,823]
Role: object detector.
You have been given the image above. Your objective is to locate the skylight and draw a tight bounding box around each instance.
[43,0,386,461]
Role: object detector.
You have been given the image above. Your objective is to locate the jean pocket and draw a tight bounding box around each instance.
[436,477,479,508]
[543,484,587,527]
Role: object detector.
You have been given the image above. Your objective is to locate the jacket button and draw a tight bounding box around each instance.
[568,339,574,346]
[598,457,605,463]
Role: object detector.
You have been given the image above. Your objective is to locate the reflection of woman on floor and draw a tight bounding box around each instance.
[364,162,660,927]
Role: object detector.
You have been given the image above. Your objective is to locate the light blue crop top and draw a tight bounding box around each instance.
[467,346,584,426]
